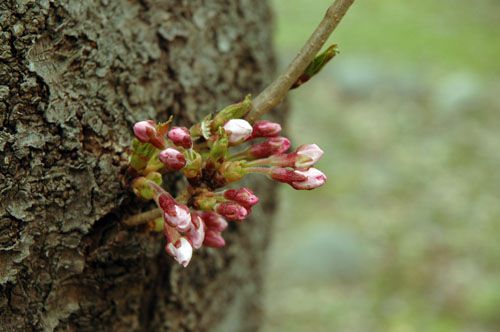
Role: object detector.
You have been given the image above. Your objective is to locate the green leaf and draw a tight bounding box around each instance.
[291,44,339,89]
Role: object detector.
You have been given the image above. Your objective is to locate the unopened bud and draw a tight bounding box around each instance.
[270,168,307,184]
[251,120,281,138]
[168,127,192,149]
[133,120,156,142]
[295,144,324,170]
[133,120,166,149]
[290,168,327,190]
[223,119,253,144]
[216,202,248,221]
[200,212,228,232]
[158,194,192,231]
[186,214,205,249]
[203,230,226,248]
[165,237,193,267]
[249,137,291,158]
[224,188,259,209]
[159,148,186,171]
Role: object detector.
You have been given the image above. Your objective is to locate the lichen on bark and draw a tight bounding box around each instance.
[0,0,279,330]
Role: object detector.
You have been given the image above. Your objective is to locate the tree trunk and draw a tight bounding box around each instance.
[0,1,279,331]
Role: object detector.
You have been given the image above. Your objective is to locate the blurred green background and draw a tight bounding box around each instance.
[263,1,500,331]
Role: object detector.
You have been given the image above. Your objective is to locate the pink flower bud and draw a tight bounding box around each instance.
[295,144,324,170]
[249,137,291,158]
[158,194,191,231]
[216,202,248,221]
[159,148,186,171]
[168,126,192,149]
[203,230,226,248]
[270,168,307,184]
[223,119,253,144]
[133,120,166,148]
[291,168,327,190]
[186,214,205,249]
[133,120,156,143]
[200,212,228,232]
[224,188,259,209]
[251,120,281,138]
[165,237,193,267]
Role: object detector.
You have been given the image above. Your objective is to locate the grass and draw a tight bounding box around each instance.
[263,1,500,331]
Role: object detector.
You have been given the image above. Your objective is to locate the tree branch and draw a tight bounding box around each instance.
[246,0,355,122]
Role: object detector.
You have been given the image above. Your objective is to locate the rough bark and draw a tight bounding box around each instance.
[0,0,279,331]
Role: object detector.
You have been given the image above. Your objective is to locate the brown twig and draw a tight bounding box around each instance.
[245,0,355,123]
[123,208,162,227]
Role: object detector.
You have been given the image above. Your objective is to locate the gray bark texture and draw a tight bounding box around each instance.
[0,0,280,331]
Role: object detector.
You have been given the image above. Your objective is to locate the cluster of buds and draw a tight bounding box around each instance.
[129,95,326,267]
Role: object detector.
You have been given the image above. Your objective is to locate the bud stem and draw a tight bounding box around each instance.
[245,0,355,122]
[244,166,271,175]
[123,208,163,227]
[244,157,273,167]
[227,149,250,161]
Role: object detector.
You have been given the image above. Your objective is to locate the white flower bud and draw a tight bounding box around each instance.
[166,237,193,267]
[291,168,327,190]
[223,119,253,144]
[295,144,324,170]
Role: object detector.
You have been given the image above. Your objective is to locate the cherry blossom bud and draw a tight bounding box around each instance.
[270,168,307,184]
[200,212,228,232]
[251,120,281,138]
[203,230,226,248]
[158,194,191,231]
[223,119,253,144]
[295,144,324,170]
[216,202,248,221]
[133,120,156,142]
[249,137,291,158]
[291,168,327,190]
[168,127,192,148]
[165,237,193,267]
[159,148,186,171]
[224,188,259,209]
[133,120,166,149]
[186,214,205,249]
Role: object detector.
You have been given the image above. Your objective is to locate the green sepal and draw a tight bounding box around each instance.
[131,176,155,200]
[200,114,213,140]
[130,139,158,171]
[219,161,246,183]
[151,217,164,232]
[183,149,203,179]
[146,171,162,185]
[190,113,213,140]
[194,194,218,211]
[144,149,165,174]
[211,95,252,129]
[209,127,229,162]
